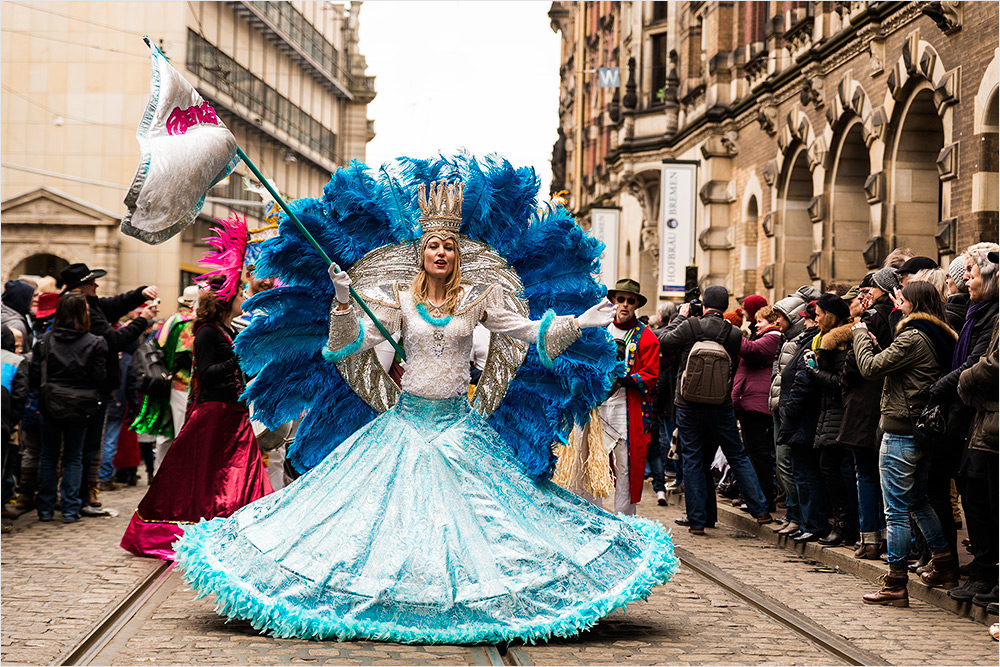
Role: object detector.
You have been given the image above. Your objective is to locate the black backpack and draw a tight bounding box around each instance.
[131,339,172,399]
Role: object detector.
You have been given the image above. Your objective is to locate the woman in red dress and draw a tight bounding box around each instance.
[121,277,272,559]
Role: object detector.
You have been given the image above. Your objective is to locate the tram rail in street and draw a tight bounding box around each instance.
[55,560,535,666]
[55,549,886,666]
[58,560,176,666]
[674,545,889,666]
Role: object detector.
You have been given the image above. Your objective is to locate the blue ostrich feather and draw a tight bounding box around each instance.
[236,153,617,478]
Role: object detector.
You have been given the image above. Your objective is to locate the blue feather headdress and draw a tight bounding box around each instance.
[236,153,621,480]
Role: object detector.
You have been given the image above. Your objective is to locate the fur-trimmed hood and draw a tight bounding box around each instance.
[896,311,958,340]
[897,311,957,368]
[820,321,856,350]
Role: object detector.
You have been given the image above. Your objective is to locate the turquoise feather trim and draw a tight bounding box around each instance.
[172,517,677,645]
[321,324,364,363]
[414,302,451,327]
[536,309,557,370]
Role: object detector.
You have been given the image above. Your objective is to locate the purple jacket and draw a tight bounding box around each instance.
[732,326,782,414]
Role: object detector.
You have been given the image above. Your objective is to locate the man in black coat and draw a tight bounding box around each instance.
[58,264,158,509]
[657,285,773,535]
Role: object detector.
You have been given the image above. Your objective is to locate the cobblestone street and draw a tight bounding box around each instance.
[2,481,996,665]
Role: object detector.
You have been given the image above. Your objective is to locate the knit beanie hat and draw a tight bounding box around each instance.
[816,292,850,322]
[723,309,744,328]
[872,267,900,294]
[948,256,968,292]
[741,294,768,320]
[702,285,730,311]
[1,280,34,316]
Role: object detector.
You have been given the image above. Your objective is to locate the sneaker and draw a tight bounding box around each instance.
[62,515,80,523]
[948,579,994,603]
[656,491,668,506]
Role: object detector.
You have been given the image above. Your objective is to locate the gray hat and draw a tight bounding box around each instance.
[948,256,967,292]
[702,285,730,311]
[872,267,900,294]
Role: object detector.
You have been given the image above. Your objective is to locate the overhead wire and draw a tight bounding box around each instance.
[1,85,135,130]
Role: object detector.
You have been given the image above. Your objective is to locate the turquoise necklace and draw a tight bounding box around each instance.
[416,301,451,327]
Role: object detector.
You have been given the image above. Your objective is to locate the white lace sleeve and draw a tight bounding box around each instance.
[325,292,402,362]
[480,285,580,368]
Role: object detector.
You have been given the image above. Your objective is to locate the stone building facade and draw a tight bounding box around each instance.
[550,1,998,312]
[1,1,375,310]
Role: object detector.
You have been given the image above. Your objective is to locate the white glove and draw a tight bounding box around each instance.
[328,263,352,304]
[577,301,615,328]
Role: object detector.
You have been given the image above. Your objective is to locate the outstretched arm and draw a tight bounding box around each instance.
[480,286,612,369]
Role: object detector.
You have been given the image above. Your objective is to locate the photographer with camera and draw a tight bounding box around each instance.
[658,284,773,535]
[596,279,660,516]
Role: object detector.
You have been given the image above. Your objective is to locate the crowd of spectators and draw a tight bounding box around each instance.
[644,244,998,614]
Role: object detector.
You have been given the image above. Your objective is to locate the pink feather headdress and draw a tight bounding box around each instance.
[195,211,248,300]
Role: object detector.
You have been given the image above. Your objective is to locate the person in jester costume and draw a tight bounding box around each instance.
[172,154,678,644]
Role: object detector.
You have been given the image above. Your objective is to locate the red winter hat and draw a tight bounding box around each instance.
[35,292,58,319]
[798,300,818,321]
[724,309,745,328]
[741,294,768,319]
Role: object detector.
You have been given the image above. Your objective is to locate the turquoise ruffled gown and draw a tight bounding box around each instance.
[173,283,678,644]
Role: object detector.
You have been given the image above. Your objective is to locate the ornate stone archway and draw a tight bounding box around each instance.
[1,188,121,291]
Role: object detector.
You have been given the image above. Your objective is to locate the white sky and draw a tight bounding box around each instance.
[357,1,561,197]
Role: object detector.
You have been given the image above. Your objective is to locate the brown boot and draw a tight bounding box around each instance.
[854,532,882,560]
[863,564,909,606]
[919,549,960,589]
[87,485,101,508]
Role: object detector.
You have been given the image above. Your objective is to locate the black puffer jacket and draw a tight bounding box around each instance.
[87,289,148,393]
[777,325,821,447]
[809,324,852,448]
[837,340,883,450]
[29,328,108,393]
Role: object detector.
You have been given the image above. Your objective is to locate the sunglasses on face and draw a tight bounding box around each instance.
[614,295,637,305]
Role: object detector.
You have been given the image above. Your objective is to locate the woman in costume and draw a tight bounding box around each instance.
[120,276,273,559]
[173,156,677,644]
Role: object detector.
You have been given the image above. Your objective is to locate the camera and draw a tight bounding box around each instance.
[685,285,703,318]
[615,338,628,361]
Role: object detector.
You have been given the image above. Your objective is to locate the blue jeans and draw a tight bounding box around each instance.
[851,447,884,534]
[789,445,830,535]
[37,420,88,519]
[677,406,769,529]
[99,415,123,482]
[880,433,946,565]
[773,413,800,524]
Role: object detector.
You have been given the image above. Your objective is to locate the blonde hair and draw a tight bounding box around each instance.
[36,276,58,294]
[412,236,463,314]
[883,247,913,269]
[908,267,948,300]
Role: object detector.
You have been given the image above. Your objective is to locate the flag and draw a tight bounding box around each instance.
[121,37,240,245]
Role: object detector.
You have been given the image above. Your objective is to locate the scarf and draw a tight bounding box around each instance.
[953,300,989,370]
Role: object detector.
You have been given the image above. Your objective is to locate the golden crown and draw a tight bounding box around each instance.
[418,180,464,238]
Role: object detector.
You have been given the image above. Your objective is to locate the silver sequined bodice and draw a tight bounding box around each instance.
[327,283,579,401]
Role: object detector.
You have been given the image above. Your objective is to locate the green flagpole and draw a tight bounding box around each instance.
[235,145,406,361]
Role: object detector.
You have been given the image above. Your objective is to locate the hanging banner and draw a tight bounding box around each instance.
[590,207,619,289]
[659,161,698,297]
